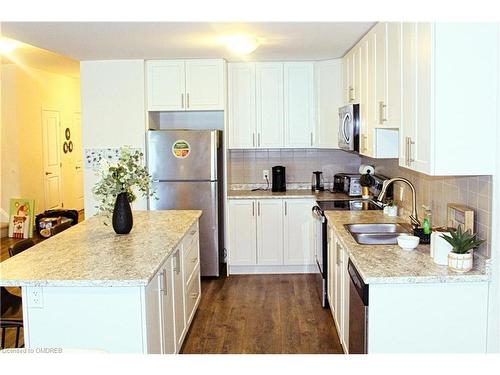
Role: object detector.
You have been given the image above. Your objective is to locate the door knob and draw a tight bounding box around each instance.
[45,172,53,175]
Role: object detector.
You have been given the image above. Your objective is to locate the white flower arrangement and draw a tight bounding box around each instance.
[92,147,156,216]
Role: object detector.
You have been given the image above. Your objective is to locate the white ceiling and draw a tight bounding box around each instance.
[2,22,375,62]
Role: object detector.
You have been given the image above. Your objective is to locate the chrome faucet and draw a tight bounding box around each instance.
[377,177,421,228]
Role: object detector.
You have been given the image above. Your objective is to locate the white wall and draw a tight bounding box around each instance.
[80,60,147,216]
[0,64,80,219]
[487,23,500,353]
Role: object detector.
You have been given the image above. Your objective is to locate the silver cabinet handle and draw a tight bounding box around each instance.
[252,133,255,147]
[162,268,168,296]
[348,86,355,101]
[310,132,313,146]
[408,138,415,164]
[257,201,260,216]
[379,101,387,124]
[258,133,261,147]
[252,201,255,216]
[45,172,53,175]
[284,201,287,216]
[187,93,190,108]
[181,93,184,108]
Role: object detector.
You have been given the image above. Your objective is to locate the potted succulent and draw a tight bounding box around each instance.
[359,171,374,199]
[93,147,155,234]
[440,226,485,273]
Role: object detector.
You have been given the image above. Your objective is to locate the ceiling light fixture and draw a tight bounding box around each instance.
[0,38,18,54]
[222,35,261,55]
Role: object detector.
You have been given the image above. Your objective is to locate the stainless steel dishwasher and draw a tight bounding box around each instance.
[348,259,369,354]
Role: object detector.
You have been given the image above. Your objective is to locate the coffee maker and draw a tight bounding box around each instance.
[272,166,286,192]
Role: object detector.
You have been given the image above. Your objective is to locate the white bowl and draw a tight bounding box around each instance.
[397,235,420,251]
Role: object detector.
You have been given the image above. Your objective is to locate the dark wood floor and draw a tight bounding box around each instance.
[181,274,343,354]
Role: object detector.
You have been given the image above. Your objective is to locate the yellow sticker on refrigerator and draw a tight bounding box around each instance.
[172,139,191,159]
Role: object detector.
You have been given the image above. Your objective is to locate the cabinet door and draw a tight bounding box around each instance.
[351,48,360,104]
[314,60,341,148]
[144,270,163,354]
[228,199,257,265]
[342,53,351,104]
[257,199,283,265]
[374,22,387,127]
[256,63,284,148]
[400,23,431,173]
[283,199,315,265]
[283,63,314,148]
[359,38,374,157]
[228,63,256,149]
[385,22,402,127]
[341,247,350,352]
[327,228,335,318]
[160,263,175,354]
[146,60,185,111]
[185,59,224,110]
[334,238,342,334]
[172,248,185,352]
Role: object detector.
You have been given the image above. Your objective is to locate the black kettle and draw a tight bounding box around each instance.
[311,171,325,192]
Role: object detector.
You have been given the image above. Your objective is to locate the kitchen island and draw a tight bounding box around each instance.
[0,210,202,353]
[324,210,490,353]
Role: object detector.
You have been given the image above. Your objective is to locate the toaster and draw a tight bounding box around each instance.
[333,173,362,196]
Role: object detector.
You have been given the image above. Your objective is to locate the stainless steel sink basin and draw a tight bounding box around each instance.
[344,223,412,245]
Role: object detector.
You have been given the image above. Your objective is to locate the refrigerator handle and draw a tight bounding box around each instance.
[211,131,217,180]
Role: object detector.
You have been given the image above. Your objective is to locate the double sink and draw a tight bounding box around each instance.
[344,223,413,245]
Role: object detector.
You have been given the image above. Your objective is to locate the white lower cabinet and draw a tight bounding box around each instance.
[327,231,349,353]
[144,222,200,354]
[228,198,315,273]
[257,199,284,265]
[283,199,315,265]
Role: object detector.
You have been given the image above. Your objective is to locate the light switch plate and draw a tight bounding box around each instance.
[27,287,43,308]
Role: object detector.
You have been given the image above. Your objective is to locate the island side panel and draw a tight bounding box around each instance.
[23,285,145,353]
[368,282,489,353]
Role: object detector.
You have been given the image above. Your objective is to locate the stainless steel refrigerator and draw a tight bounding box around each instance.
[147,129,224,277]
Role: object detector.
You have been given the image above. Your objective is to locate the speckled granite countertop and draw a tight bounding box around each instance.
[227,189,352,201]
[0,210,202,287]
[324,211,490,284]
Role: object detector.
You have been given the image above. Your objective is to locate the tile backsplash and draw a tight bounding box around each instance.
[228,149,361,187]
[362,157,492,257]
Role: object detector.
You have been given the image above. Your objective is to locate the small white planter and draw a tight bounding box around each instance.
[384,205,398,217]
[448,250,474,273]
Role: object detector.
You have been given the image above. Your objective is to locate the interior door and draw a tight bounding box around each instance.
[63,112,83,211]
[42,110,62,210]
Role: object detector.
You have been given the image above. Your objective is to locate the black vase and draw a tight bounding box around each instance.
[112,192,133,234]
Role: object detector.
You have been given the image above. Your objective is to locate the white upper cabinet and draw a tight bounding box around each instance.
[314,59,342,149]
[228,63,256,149]
[399,23,498,175]
[185,60,224,110]
[146,59,224,112]
[283,62,314,148]
[256,63,284,148]
[283,199,315,265]
[147,60,185,111]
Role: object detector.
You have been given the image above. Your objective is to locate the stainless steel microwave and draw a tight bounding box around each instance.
[338,104,360,153]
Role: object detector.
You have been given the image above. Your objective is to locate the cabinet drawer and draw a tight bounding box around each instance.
[183,222,198,251]
[184,265,201,324]
[184,236,200,285]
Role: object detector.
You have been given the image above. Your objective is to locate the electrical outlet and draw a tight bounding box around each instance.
[28,287,43,308]
[263,169,269,180]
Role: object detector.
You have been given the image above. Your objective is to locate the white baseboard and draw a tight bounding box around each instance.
[228,264,317,275]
